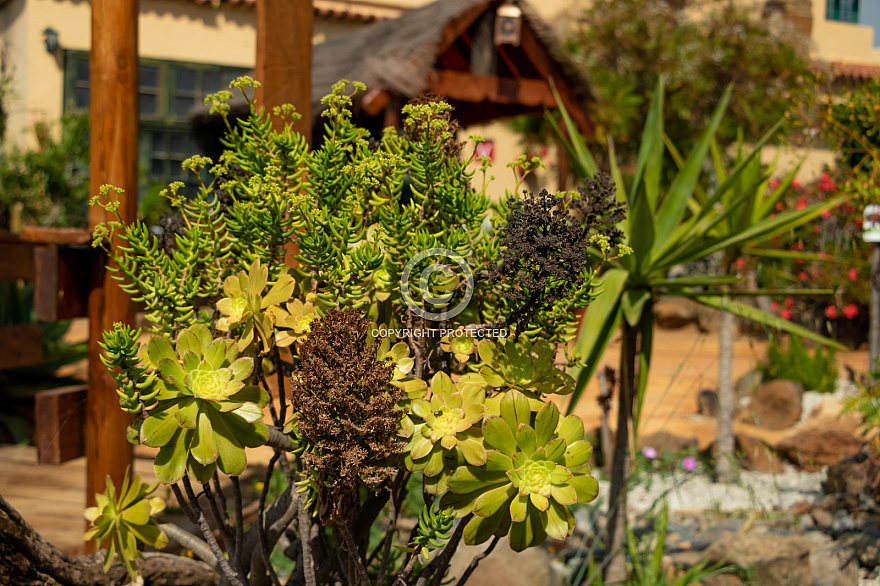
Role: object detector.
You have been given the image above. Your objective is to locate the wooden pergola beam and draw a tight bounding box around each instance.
[86,0,137,533]
[256,0,313,138]
[427,70,555,107]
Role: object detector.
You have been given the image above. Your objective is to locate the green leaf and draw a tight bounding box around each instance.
[431,371,455,399]
[261,274,295,308]
[157,358,186,384]
[515,425,537,456]
[473,483,516,518]
[447,466,507,495]
[140,401,183,448]
[563,441,593,468]
[691,295,846,350]
[190,409,219,466]
[458,437,487,467]
[209,410,248,476]
[173,398,199,429]
[204,339,227,370]
[147,336,177,368]
[483,416,518,455]
[228,385,269,408]
[534,402,560,446]
[570,474,599,503]
[154,428,191,484]
[543,499,573,541]
[509,493,530,523]
[653,85,733,247]
[464,507,508,547]
[500,391,531,435]
[621,287,650,327]
[569,268,627,413]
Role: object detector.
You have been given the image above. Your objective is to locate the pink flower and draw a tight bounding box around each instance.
[784,296,795,308]
[796,196,807,210]
[818,252,829,259]
[821,209,832,219]
[821,173,832,182]
[849,268,858,281]
[736,258,746,270]
[819,173,836,192]
[781,309,793,319]
[843,304,859,319]
[775,202,784,211]
[792,180,802,190]
[799,271,808,281]
[814,225,821,234]
[681,456,697,472]
[769,179,780,189]
[825,305,838,319]
[641,447,657,460]
[770,301,780,311]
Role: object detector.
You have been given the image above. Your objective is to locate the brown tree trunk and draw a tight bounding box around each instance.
[0,494,218,586]
[716,295,736,483]
[603,319,637,583]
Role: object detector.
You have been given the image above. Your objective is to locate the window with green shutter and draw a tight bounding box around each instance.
[63,51,249,194]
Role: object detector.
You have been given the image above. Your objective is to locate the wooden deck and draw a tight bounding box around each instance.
[0,322,870,556]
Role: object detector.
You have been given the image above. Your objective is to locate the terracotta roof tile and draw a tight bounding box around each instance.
[812,60,880,81]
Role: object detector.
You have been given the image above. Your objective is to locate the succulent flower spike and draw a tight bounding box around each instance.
[440,390,598,552]
[138,324,269,484]
[478,338,574,397]
[404,371,487,494]
[216,257,296,352]
[440,331,477,363]
[83,468,168,580]
[271,297,321,348]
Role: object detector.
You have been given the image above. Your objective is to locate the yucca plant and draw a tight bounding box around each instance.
[549,80,844,581]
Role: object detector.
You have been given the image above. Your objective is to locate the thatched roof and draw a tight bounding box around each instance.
[310,0,593,115]
[192,0,594,134]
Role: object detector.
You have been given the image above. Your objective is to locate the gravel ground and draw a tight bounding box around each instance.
[595,465,826,514]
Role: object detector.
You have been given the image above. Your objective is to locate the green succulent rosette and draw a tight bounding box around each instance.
[139,324,270,484]
[83,469,168,580]
[403,371,487,494]
[440,390,598,552]
[440,331,477,363]
[216,257,295,352]
[478,338,575,417]
[271,297,321,348]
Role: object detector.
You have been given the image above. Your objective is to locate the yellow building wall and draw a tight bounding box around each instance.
[811,0,879,64]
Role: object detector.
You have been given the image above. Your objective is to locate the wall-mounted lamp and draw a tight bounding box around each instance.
[42,27,59,54]
[494,2,522,46]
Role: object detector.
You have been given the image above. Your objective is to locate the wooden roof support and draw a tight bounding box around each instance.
[427,70,555,107]
[256,0,313,138]
[86,0,137,542]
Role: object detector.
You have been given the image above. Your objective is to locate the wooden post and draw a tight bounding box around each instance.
[871,242,880,368]
[86,0,137,529]
[255,0,312,138]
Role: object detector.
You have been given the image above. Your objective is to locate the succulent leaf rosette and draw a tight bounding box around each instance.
[440,390,598,552]
[404,371,487,494]
[440,331,477,363]
[478,339,574,416]
[271,297,321,348]
[83,469,168,580]
[139,324,269,484]
[216,257,295,352]
[381,339,428,440]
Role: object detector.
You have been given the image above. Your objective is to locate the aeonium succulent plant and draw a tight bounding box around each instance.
[216,257,295,352]
[404,371,487,494]
[138,324,269,483]
[271,297,321,348]
[83,469,168,580]
[440,331,477,363]
[478,338,575,412]
[440,390,598,552]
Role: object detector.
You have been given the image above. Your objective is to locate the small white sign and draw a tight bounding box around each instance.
[864,204,880,242]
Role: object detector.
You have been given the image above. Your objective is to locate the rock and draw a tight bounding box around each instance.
[809,542,860,586]
[790,501,811,515]
[831,510,856,536]
[695,303,722,333]
[654,297,699,329]
[838,531,880,568]
[636,430,698,455]
[735,428,784,473]
[734,370,762,406]
[446,537,560,586]
[700,532,856,586]
[824,450,871,494]
[777,420,864,469]
[701,532,811,585]
[746,380,803,430]
[697,389,719,417]
[812,507,834,528]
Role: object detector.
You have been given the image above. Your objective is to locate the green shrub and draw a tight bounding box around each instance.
[758,334,838,393]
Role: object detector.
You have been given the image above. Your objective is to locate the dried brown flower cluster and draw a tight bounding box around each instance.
[491,173,626,335]
[289,308,404,524]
